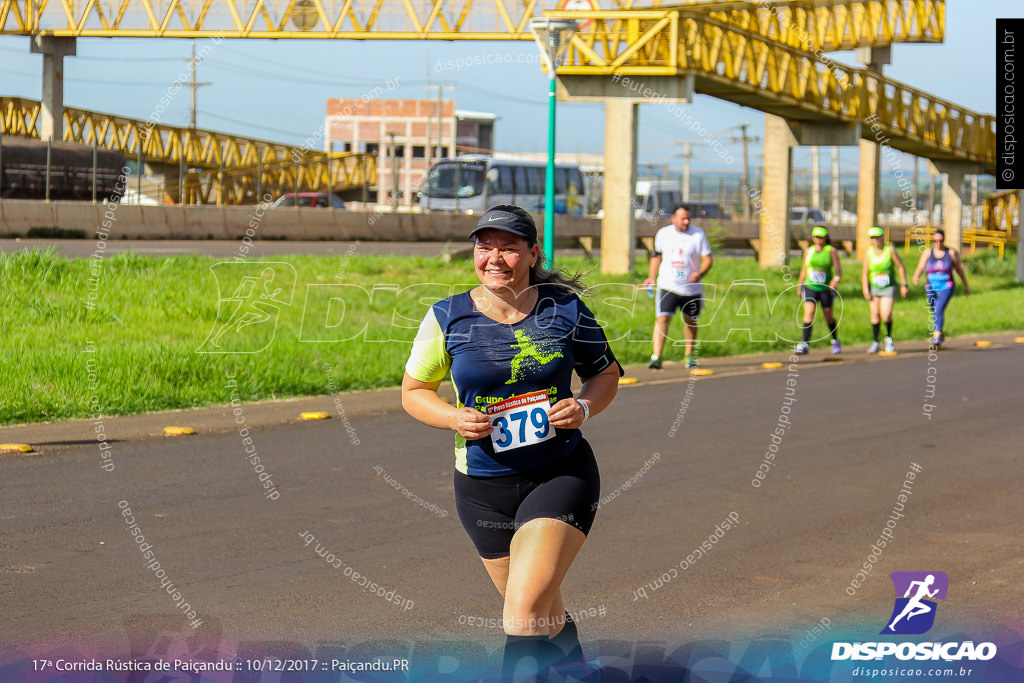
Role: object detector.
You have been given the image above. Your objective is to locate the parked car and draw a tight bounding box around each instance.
[688,202,731,220]
[790,206,826,225]
[272,192,345,209]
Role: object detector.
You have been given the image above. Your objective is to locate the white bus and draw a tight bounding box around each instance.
[419,155,587,215]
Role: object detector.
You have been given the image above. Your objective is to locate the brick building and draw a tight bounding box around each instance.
[326,98,495,206]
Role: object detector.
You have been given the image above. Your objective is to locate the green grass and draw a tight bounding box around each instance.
[1,247,1021,425]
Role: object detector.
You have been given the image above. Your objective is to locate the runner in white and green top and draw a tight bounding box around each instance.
[861,226,909,353]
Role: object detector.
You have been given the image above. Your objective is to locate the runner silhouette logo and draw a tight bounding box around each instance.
[197,262,297,354]
[881,571,949,635]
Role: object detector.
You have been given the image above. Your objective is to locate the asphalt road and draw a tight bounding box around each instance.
[1,337,1023,678]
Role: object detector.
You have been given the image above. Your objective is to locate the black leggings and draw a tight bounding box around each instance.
[454,439,601,559]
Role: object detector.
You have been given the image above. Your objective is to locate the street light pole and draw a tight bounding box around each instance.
[544,71,557,265]
[530,17,577,268]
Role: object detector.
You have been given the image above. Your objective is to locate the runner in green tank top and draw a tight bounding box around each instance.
[795,226,843,355]
[861,226,909,353]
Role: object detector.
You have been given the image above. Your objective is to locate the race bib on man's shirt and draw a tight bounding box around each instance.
[486,391,555,453]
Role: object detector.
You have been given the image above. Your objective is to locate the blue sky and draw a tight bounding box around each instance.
[0,1,1017,175]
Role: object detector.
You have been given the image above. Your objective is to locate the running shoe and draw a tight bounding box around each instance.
[867,341,880,354]
[831,339,842,355]
[795,342,809,355]
[884,336,895,353]
[648,356,663,370]
[685,355,697,368]
[930,335,942,348]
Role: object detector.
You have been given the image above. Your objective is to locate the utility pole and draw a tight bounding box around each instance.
[830,147,841,223]
[928,166,937,225]
[810,146,821,212]
[425,82,455,168]
[729,123,760,219]
[970,174,979,229]
[912,156,920,223]
[186,40,211,130]
[680,141,692,202]
[387,131,399,211]
[185,40,210,204]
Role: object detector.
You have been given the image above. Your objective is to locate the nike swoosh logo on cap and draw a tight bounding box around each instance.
[488,215,504,221]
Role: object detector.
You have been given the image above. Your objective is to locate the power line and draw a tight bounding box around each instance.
[212,43,406,86]
[202,111,311,139]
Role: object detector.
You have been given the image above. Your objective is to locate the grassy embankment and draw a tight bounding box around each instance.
[1,247,1020,425]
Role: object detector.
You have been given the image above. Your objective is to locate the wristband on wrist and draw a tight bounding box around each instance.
[577,399,590,422]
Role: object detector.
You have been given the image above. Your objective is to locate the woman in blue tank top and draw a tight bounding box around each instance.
[403,205,622,679]
[911,229,969,347]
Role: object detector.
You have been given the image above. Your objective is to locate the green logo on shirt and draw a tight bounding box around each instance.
[507,330,563,384]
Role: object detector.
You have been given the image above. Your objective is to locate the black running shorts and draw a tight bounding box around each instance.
[801,285,836,308]
[453,439,601,559]
[656,290,704,319]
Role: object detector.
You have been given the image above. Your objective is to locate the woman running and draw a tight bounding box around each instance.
[861,226,909,353]
[795,226,843,355]
[912,229,969,347]
[402,205,621,679]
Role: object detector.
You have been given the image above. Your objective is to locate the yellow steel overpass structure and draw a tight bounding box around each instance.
[0,0,1009,264]
[551,6,990,172]
[0,0,975,169]
[0,95,375,204]
[0,0,944,44]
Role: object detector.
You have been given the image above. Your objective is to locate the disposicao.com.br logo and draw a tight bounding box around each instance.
[832,571,997,663]
[883,571,949,635]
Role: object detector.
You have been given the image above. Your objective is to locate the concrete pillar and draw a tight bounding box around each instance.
[558,74,690,274]
[30,36,76,142]
[928,160,979,250]
[149,163,183,204]
[941,170,964,250]
[856,45,889,260]
[856,139,881,258]
[938,165,964,250]
[601,99,638,275]
[759,114,797,269]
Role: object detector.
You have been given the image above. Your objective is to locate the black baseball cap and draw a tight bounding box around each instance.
[468,205,538,244]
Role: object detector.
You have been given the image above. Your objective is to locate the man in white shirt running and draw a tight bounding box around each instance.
[642,205,713,369]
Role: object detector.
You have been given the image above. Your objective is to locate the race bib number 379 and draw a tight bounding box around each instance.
[486,391,555,453]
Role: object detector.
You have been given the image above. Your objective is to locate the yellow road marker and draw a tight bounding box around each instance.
[1015,337,1024,344]
[878,351,899,357]
[974,340,992,348]
[618,377,638,385]
[162,426,195,436]
[300,411,330,420]
[761,362,783,369]
[0,443,34,453]
[690,368,714,376]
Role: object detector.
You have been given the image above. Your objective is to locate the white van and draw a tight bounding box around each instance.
[634,180,685,220]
